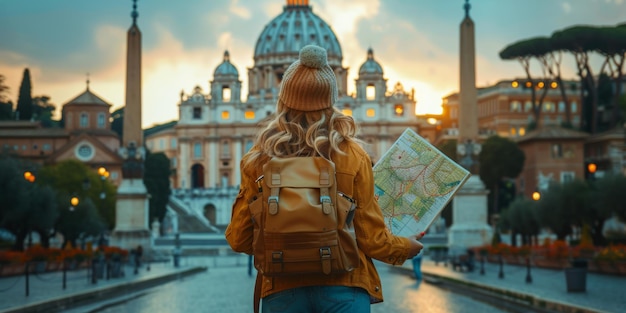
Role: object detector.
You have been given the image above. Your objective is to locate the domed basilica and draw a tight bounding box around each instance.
[146,0,433,232]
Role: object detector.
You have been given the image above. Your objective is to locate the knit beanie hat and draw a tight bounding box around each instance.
[278,45,338,111]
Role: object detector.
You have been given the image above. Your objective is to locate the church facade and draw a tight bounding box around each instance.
[145,0,434,230]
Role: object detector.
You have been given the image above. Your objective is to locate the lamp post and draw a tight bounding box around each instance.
[70,196,79,211]
[97,167,109,249]
[23,171,36,248]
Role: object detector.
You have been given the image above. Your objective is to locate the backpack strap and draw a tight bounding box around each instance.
[268,168,281,215]
[319,167,332,215]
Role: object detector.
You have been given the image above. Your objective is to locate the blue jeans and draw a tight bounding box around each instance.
[261,286,371,313]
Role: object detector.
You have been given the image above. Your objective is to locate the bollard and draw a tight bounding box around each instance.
[25,262,29,297]
[480,256,485,275]
[63,260,67,289]
[525,257,532,283]
[498,255,504,279]
[91,259,97,284]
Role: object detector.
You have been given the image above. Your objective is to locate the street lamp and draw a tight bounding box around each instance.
[70,196,79,211]
[98,167,109,199]
[532,191,541,201]
[24,171,35,183]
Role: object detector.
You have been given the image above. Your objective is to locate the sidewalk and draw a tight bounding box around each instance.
[399,258,625,313]
[0,262,206,313]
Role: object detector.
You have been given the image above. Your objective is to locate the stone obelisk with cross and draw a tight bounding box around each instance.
[448,0,492,249]
[110,0,152,252]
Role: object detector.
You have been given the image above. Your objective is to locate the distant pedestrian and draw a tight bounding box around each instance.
[136,245,143,268]
[412,248,424,280]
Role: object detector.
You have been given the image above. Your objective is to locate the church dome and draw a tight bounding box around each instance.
[214,51,239,77]
[253,0,342,66]
[358,48,383,75]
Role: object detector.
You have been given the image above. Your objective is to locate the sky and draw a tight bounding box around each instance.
[1,0,625,128]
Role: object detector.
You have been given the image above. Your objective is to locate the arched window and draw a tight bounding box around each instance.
[97,113,106,128]
[80,113,88,127]
[191,163,205,188]
[366,84,376,100]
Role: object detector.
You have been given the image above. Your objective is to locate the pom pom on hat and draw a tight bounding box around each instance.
[278,45,338,111]
[299,45,328,69]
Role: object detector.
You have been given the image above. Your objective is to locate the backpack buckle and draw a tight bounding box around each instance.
[268,195,279,215]
[320,247,332,274]
[320,195,332,215]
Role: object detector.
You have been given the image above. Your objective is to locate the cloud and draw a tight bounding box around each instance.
[562,2,572,13]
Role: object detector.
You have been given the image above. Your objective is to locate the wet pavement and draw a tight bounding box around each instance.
[1,254,624,313]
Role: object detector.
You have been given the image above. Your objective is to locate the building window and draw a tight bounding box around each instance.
[543,102,555,113]
[524,101,532,112]
[551,143,563,158]
[171,157,177,167]
[366,84,376,100]
[80,113,88,127]
[342,109,352,116]
[221,111,230,120]
[394,104,404,116]
[193,142,202,158]
[222,141,230,158]
[42,144,51,151]
[222,86,231,102]
[193,107,202,119]
[171,138,177,149]
[518,127,526,136]
[366,108,375,117]
[571,101,578,113]
[510,127,517,136]
[561,171,575,183]
[558,101,566,113]
[510,101,522,112]
[244,111,255,119]
[97,113,106,128]
[159,139,165,150]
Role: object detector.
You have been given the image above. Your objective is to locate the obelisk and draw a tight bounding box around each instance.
[111,0,152,252]
[448,0,492,249]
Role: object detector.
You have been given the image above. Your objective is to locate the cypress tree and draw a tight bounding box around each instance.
[16,68,33,120]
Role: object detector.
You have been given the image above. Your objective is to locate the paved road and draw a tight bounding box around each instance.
[66,256,508,313]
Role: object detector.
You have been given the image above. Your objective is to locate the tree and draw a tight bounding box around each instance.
[535,179,592,241]
[592,174,626,238]
[15,68,33,121]
[32,95,57,127]
[0,74,13,120]
[478,136,525,219]
[37,160,108,243]
[111,107,124,138]
[144,151,171,232]
[499,197,540,246]
[0,156,59,250]
[499,37,552,128]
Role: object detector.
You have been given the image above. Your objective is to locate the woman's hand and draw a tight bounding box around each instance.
[407,232,425,259]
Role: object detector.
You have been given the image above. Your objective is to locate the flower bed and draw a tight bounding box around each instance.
[472,241,626,275]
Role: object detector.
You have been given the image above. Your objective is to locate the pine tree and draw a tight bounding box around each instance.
[16,68,33,120]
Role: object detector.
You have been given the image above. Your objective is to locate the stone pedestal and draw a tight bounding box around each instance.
[110,178,151,252]
[448,175,492,249]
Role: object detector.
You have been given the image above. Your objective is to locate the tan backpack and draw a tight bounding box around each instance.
[248,156,359,276]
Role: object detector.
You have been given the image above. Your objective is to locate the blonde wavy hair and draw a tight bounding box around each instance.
[243,101,363,170]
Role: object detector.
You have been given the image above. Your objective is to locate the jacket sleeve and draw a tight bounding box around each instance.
[352,153,410,266]
[225,161,256,255]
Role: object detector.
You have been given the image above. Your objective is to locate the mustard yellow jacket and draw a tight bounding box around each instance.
[225,141,411,303]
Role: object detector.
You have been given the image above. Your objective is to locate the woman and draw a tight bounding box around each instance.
[226,44,424,313]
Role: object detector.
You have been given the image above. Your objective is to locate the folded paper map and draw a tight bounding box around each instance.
[373,128,471,236]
